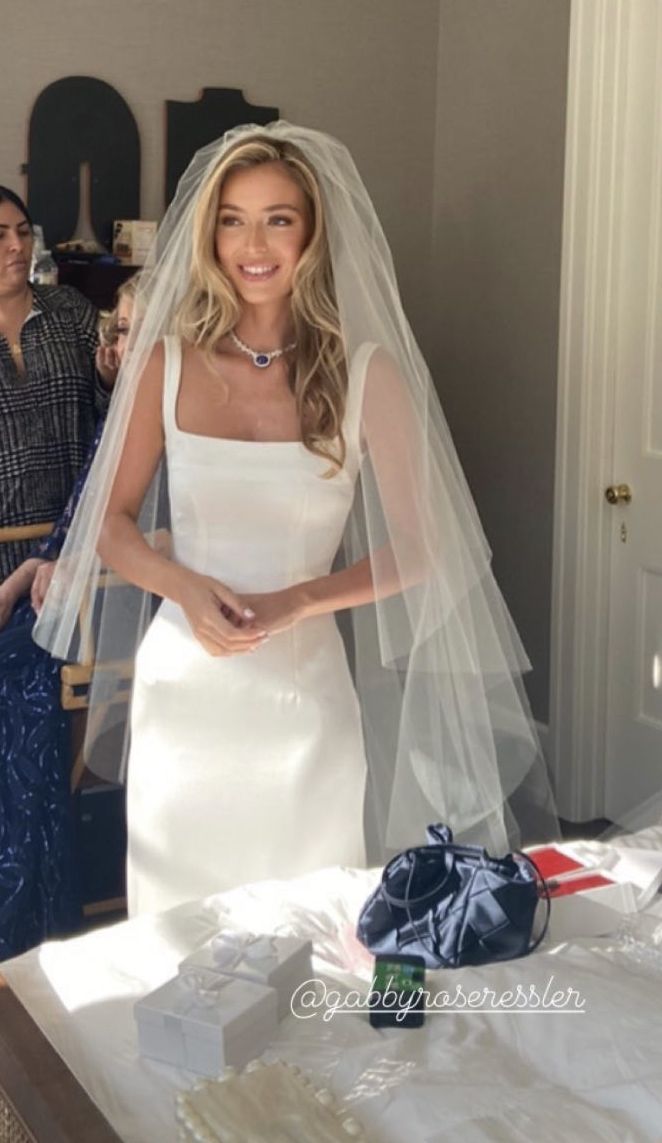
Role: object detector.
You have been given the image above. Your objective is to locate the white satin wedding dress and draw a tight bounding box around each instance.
[126,336,369,915]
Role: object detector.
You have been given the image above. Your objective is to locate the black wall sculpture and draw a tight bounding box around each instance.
[165,88,278,205]
[25,79,279,249]
[27,77,140,250]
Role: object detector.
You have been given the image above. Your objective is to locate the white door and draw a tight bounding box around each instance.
[605,2,662,821]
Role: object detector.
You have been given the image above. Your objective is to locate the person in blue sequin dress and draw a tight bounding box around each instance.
[0,267,132,958]
[0,430,108,958]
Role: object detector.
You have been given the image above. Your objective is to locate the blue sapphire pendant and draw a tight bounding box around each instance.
[229,330,297,369]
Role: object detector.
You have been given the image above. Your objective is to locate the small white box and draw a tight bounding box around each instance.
[112,220,157,266]
[179,933,313,1020]
[546,880,638,942]
[134,968,278,1076]
[528,844,638,942]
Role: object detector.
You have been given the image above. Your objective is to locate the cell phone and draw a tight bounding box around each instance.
[368,953,426,1028]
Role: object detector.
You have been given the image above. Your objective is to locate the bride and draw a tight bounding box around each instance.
[35,122,558,915]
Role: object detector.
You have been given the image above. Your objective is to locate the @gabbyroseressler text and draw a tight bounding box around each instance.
[290,975,587,1023]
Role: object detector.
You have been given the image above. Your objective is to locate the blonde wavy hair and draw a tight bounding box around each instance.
[175,136,348,470]
[98,272,142,347]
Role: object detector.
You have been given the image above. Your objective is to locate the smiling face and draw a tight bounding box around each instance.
[215,162,311,309]
[0,200,32,297]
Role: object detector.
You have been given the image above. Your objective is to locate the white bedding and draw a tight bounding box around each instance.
[3,862,662,1143]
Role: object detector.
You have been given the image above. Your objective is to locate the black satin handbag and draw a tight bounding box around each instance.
[357,824,549,969]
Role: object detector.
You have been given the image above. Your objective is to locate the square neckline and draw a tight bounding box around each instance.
[168,336,304,448]
[162,334,374,462]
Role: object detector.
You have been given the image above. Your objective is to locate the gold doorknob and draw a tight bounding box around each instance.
[605,483,632,505]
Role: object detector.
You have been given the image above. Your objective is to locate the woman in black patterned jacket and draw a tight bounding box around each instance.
[0,186,118,958]
[0,186,117,578]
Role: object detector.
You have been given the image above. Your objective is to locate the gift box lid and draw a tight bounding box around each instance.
[179,932,313,988]
[134,969,278,1046]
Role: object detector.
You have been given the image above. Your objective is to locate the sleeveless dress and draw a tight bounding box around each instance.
[126,337,370,916]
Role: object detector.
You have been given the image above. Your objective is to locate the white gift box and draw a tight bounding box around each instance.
[527,844,639,942]
[134,967,278,1076]
[546,880,638,942]
[179,932,313,1019]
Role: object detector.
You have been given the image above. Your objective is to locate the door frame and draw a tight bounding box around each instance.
[549,0,633,819]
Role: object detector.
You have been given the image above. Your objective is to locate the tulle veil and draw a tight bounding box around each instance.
[34,120,559,858]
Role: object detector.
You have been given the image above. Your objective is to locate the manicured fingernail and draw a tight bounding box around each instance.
[243,608,256,618]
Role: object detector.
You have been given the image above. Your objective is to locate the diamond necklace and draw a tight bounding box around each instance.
[229,329,296,369]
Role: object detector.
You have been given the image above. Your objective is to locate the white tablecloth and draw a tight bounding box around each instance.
[3,863,662,1142]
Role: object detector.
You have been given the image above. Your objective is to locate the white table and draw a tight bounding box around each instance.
[3,863,662,1142]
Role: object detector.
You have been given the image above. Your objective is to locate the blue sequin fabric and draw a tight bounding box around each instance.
[0,418,104,959]
[0,599,80,959]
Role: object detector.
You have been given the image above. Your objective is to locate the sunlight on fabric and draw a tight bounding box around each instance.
[27,871,376,1016]
[36,924,181,1013]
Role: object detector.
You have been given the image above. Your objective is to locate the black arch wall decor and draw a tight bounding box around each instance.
[165,88,279,206]
[27,76,140,250]
[25,80,280,246]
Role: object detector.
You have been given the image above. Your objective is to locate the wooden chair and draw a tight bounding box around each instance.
[59,560,133,922]
[0,521,87,790]
[58,570,134,794]
[0,523,54,545]
[0,522,129,919]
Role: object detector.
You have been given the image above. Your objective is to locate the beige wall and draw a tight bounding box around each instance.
[432,0,571,721]
[1,0,440,344]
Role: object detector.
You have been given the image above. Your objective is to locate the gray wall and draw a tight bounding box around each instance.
[432,0,571,721]
[2,0,571,723]
[1,0,440,344]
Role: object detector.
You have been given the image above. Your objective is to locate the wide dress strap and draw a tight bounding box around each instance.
[161,334,183,440]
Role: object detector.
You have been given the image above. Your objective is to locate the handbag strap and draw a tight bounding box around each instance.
[381,841,520,909]
[397,851,439,960]
[380,847,458,908]
[513,850,551,952]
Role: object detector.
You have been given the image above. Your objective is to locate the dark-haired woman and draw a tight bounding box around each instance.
[0,186,116,573]
[0,186,117,958]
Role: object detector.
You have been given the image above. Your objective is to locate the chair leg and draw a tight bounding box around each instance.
[69,709,88,792]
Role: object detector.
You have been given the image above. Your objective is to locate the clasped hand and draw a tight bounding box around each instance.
[178,573,305,657]
[0,557,55,630]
